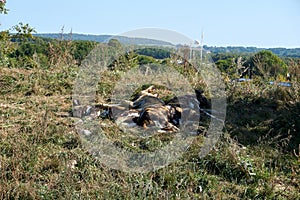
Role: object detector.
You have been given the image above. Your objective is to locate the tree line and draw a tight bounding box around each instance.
[1,1,299,82]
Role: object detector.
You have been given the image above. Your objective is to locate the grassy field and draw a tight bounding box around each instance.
[0,60,299,199]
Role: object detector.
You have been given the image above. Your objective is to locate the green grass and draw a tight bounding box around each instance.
[0,63,299,199]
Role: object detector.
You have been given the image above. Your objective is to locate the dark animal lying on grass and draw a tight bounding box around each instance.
[73,85,210,133]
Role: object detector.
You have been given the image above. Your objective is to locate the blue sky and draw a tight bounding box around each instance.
[1,0,299,47]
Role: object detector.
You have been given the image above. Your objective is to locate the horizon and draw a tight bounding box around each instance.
[34,32,300,49]
[1,0,300,48]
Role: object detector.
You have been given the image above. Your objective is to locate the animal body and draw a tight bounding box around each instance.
[73,85,208,133]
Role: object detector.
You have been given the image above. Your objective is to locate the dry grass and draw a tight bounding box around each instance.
[0,59,299,199]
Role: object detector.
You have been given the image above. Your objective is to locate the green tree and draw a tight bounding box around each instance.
[0,1,11,66]
[107,38,122,49]
[0,1,36,67]
[11,22,36,41]
[71,40,97,65]
[0,0,8,15]
[251,50,287,80]
[215,58,234,74]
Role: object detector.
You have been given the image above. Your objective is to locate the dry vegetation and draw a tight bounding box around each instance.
[0,44,299,199]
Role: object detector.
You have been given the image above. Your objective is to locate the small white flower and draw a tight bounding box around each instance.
[199,185,203,192]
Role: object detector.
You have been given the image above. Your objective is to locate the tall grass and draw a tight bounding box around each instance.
[0,45,299,199]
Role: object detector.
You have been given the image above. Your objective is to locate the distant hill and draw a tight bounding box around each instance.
[34,33,300,58]
[203,45,300,58]
[34,33,173,46]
